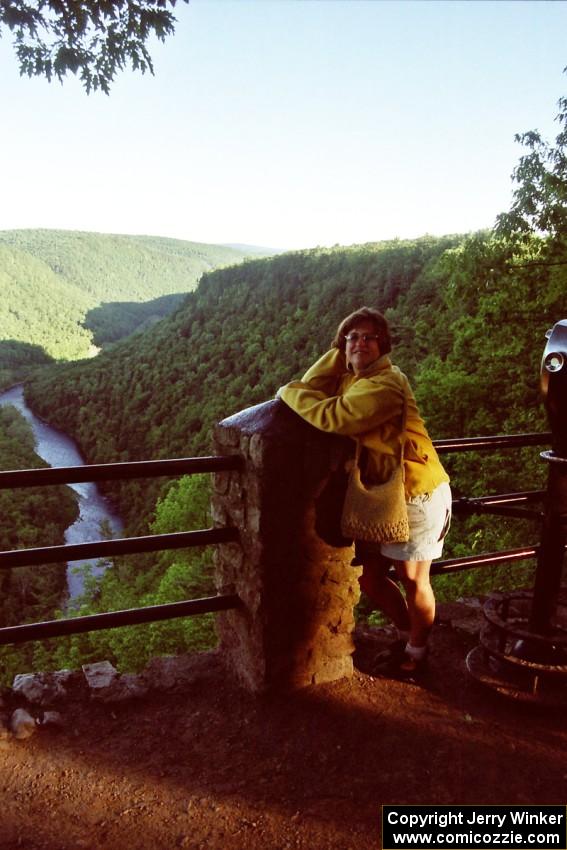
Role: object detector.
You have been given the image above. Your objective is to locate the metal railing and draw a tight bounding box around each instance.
[433,432,551,453]
[0,455,244,646]
[0,431,554,646]
[432,431,552,576]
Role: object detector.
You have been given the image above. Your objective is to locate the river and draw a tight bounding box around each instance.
[0,385,123,601]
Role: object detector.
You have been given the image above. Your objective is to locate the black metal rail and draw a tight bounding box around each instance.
[0,527,239,570]
[0,432,553,648]
[433,432,551,453]
[452,490,546,521]
[0,453,243,646]
[0,455,243,489]
[432,545,539,575]
[0,594,242,646]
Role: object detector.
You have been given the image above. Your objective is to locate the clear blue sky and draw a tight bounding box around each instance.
[0,0,565,251]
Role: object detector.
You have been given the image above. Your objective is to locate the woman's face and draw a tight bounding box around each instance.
[344,320,381,375]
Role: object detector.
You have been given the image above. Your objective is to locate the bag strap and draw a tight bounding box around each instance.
[354,385,407,480]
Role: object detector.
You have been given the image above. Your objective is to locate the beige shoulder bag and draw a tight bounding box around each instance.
[340,391,410,544]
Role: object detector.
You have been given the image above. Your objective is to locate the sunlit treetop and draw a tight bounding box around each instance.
[496,69,567,251]
[0,0,189,94]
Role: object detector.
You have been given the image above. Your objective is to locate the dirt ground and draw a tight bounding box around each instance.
[1,611,566,850]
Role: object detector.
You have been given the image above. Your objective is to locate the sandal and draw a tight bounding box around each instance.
[390,649,429,679]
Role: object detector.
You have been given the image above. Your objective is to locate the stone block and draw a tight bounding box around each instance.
[12,671,68,706]
[213,425,240,447]
[311,656,353,685]
[211,499,228,525]
[213,471,230,495]
[82,662,150,703]
[38,711,66,729]
[11,708,37,740]
[82,660,119,691]
[228,476,243,500]
[246,504,261,534]
[226,500,245,528]
[217,542,244,571]
[248,433,265,468]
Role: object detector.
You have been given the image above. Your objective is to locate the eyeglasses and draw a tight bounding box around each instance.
[344,333,379,344]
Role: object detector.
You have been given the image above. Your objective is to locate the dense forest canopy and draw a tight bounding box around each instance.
[0,229,267,387]
[7,223,562,677]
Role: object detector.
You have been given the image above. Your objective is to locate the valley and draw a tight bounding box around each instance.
[0,224,564,683]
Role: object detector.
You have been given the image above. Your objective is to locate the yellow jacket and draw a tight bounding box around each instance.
[279,348,449,497]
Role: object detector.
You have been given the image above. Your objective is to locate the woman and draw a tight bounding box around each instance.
[278,307,451,674]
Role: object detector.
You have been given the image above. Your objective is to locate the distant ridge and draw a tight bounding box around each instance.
[0,228,271,388]
[221,242,288,255]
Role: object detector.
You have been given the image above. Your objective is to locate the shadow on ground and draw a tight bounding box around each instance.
[0,614,565,850]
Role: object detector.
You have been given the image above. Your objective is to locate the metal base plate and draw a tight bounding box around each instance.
[466,645,567,707]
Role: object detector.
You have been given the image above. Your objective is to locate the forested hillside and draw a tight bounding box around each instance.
[3,229,564,675]
[25,228,565,500]
[25,235,462,524]
[0,229,265,388]
[16,234,474,672]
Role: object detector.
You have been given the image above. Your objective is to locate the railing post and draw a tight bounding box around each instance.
[212,399,359,693]
[529,457,567,634]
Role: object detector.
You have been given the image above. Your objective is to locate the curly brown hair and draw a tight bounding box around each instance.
[330,307,392,355]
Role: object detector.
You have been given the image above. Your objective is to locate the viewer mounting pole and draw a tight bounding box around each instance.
[530,320,567,634]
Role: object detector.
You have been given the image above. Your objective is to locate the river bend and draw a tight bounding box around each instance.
[0,385,123,601]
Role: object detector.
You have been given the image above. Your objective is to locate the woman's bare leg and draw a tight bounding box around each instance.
[359,561,410,633]
[392,559,435,648]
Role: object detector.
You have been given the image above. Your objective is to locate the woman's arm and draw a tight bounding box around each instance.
[300,348,346,389]
[279,371,404,436]
[277,348,346,398]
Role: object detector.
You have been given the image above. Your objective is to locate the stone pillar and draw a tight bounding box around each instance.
[212,399,360,693]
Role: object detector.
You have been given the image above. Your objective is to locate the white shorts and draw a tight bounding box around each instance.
[380,481,452,562]
[352,481,452,566]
